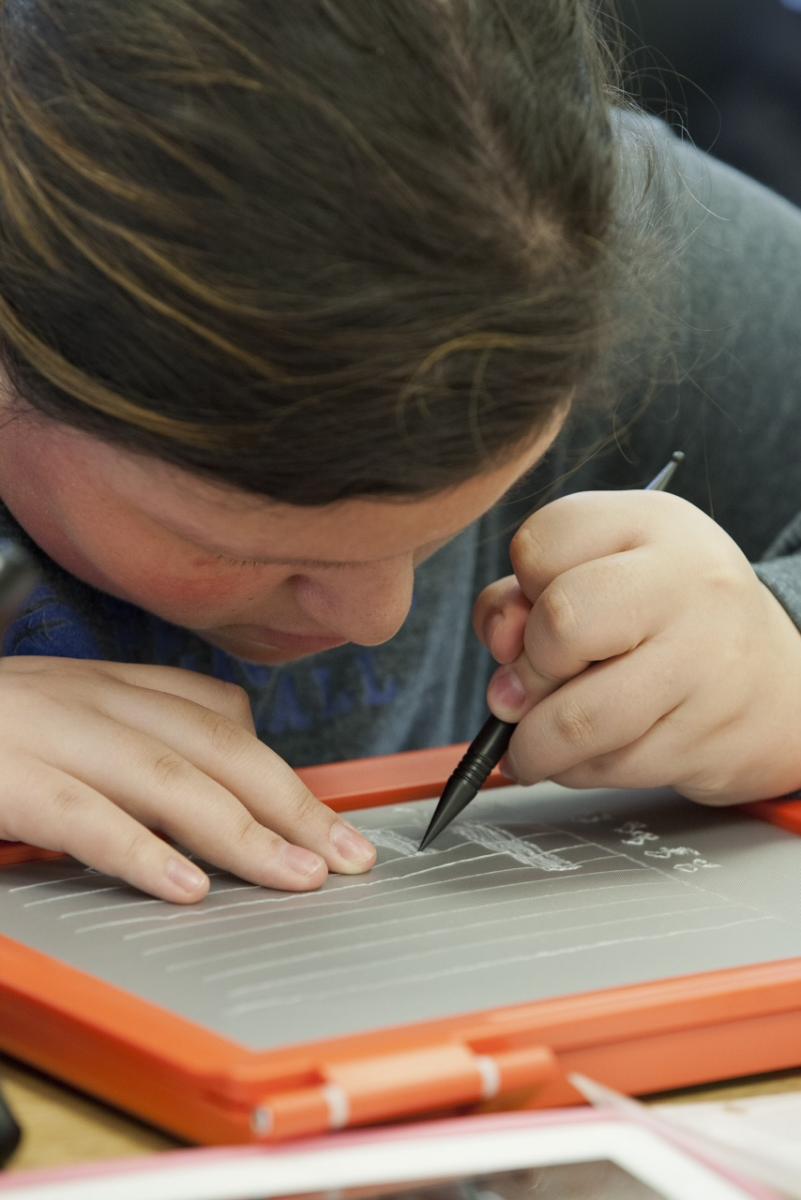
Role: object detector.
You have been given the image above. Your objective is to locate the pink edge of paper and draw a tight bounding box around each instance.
[0,1110,601,1191]
[0,1107,775,1197]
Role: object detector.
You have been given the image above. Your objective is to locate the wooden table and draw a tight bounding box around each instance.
[3,1053,801,1174]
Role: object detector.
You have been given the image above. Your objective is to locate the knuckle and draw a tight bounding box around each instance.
[537,583,579,644]
[199,708,250,760]
[285,786,324,829]
[120,828,159,875]
[150,750,191,791]
[519,654,561,689]
[216,681,254,725]
[552,698,596,749]
[49,781,89,821]
[233,813,281,854]
[510,525,545,576]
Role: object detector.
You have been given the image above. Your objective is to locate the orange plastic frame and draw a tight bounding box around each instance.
[1,743,800,1146]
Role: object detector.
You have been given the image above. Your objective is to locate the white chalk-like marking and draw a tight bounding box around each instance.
[80,844,569,937]
[114,850,627,942]
[203,888,701,984]
[461,823,581,871]
[223,901,731,1000]
[367,829,438,856]
[63,835,593,932]
[227,916,771,1016]
[57,876,239,919]
[9,871,101,893]
[26,884,127,907]
[150,867,656,963]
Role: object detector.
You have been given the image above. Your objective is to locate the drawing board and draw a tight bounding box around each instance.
[1,754,800,1144]
[1,786,799,1050]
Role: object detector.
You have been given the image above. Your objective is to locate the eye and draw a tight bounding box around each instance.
[215,554,267,568]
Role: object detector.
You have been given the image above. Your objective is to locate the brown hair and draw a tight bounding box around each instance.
[0,0,636,504]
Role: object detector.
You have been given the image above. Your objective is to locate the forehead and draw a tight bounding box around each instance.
[39,418,559,563]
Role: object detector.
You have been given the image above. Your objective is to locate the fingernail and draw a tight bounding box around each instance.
[330,820,376,866]
[489,665,528,715]
[166,857,208,896]
[284,844,326,878]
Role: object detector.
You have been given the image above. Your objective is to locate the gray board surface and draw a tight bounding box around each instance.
[1,784,799,1051]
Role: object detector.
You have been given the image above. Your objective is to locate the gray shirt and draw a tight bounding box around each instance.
[1,116,800,768]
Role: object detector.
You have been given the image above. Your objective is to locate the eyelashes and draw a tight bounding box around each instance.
[214,554,269,569]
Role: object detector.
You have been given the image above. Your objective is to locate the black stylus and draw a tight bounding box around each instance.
[0,1082,21,1168]
[418,452,685,850]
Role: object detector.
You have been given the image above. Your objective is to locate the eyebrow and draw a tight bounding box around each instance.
[170,471,536,569]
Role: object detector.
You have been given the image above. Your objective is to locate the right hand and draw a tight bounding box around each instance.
[0,657,376,902]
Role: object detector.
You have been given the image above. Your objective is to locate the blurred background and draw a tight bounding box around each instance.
[613,0,801,207]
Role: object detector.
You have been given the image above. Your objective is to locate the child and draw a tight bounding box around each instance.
[0,0,798,903]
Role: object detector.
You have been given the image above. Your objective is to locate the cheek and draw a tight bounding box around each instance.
[105,550,276,624]
[0,453,284,625]
[127,561,245,614]
[30,511,267,623]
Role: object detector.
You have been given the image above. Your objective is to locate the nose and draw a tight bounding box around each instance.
[292,557,415,646]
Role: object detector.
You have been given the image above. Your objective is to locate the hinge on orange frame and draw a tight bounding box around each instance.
[250,1040,558,1141]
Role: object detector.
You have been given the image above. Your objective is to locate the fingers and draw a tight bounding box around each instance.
[475,492,684,697]
[42,713,332,893]
[0,659,377,903]
[508,489,679,599]
[472,577,530,664]
[2,759,211,904]
[487,547,674,721]
[477,490,795,807]
[79,677,377,878]
[504,639,686,786]
[1,657,258,734]
[522,547,672,681]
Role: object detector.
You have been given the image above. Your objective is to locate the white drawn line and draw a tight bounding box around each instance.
[80,854,506,934]
[205,893,720,985]
[460,823,580,871]
[75,848,616,937]
[57,879,253,919]
[22,873,223,913]
[55,834,552,921]
[53,844,480,920]
[133,841,611,933]
[367,829,438,857]
[227,916,772,1016]
[151,871,669,962]
[539,819,782,922]
[9,871,104,893]
[186,886,681,976]
[25,885,129,907]
[114,860,648,943]
[66,833,601,927]
[224,902,739,999]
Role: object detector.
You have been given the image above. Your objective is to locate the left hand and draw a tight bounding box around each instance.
[473,490,801,805]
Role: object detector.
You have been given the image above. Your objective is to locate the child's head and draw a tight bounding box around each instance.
[0,0,630,660]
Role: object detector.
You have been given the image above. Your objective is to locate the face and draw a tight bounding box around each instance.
[0,410,564,664]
